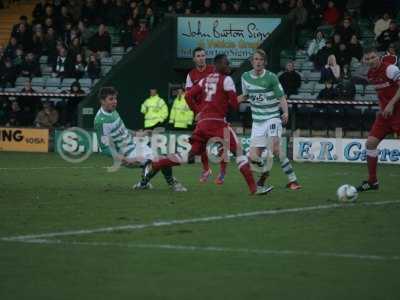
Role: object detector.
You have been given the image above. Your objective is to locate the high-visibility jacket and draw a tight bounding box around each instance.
[140,95,168,128]
[169,95,194,129]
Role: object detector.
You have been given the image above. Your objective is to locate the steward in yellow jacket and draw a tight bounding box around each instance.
[169,89,194,129]
[140,89,168,128]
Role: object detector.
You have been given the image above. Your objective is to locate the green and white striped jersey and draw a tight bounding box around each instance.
[241,69,284,122]
[94,108,135,157]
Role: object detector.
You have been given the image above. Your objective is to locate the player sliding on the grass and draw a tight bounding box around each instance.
[357,48,400,192]
[239,49,301,190]
[137,54,272,195]
[186,47,227,184]
[94,86,187,192]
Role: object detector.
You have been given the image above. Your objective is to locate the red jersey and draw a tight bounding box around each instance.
[185,72,238,122]
[381,53,398,65]
[367,61,400,110]
[185,65,215,113]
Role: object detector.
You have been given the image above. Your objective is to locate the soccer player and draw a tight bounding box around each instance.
[239,49,301,190]
[186,47,227,185]
[138,54,272,195]
[357,48,400,191]
[94,86,187,192]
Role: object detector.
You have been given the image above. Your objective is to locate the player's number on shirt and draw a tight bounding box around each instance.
[205,82,217,102]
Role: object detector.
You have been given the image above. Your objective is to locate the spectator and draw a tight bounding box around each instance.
[111,0,129,27]
[169,88,194,129]
[19,80,41,113]
[60,81,85,126]
[336,65,356,100]
[336,43,351,68]
[5,101,23,127]
[69,37,83,60]
[11,16,30,37]
[323,1,341,26]
[377,21,400,51]
[0,58,17,88]
[58,6,73,34]
[81,0,98,25]
[20,52,41,77]
[88,24,111,58]
[19,104,36,126]
[67,0,82,23]
[86,54,101,79]
[274,0,290,14]
[279,61,302,97]
[316,39,335,70]
[231,1,244,14]
[374,13,392,39]
[134,19,149,46]
[13,47,24,70]
[0,97,11,125]
[145,7,156,29]
[52,46,73,78]
[307,0,323,29]
[43,17,55,34]
[98,0,113,25]
[12,23,33,52]
[382,43,398,65]
[32,30,45,57]
[33,0,47,24]
[258,1,273,15]
[72,53,87,79]
[347,34,363,61]
[335,17,356,43]
[307,31,326,65]
[120,18,135,49]
[78,21,91,46]
[198,0,216,14]
[4,37,18,59]
[331,33,342,55]
[43,27,58,64]
[35,101,59,128]
[317,80,338,100]
[140,89,168,129]
[172,0,186,14]
[289,0,308,28]
[320,54,341,83]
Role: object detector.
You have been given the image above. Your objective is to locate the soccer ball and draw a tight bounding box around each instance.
[336,184,358,202]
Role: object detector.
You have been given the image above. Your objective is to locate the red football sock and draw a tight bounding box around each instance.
[219,161,227,175]
[239,162,257,194]
[201,152,210,171]
[367,149,378,183]
[152,155,181,172]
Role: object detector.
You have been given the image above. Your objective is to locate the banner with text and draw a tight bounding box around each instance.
[55,129,287,158]
[0,127,49,152]
[293,138,400,164]
[177,17,281,61]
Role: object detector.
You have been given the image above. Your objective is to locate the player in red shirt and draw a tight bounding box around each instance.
[357,48,400,192]
[186,47,227,185]
[138,54,272,195]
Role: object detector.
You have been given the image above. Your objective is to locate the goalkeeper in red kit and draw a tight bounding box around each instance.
[357,48,400,192]
[137,54,272,195]
[186,47,227,184]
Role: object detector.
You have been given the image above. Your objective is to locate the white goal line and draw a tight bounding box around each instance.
[2,200,400,242]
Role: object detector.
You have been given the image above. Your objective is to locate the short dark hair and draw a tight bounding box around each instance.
[214,54,227,64]
[363,47,378,55]
[192,47,205,57]
[98,87,117,101]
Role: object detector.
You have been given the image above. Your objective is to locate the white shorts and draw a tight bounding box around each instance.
[126,142,154,165]
[250,118,282,147]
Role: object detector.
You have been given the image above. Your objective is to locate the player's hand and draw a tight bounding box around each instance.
[382,101,395,118]
[281,112,289,125]
[237,95,247,103]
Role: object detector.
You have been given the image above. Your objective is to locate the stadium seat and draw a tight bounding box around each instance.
[101,66,112,75]
[92,79,100,86]
[364,85,375,94]
[304,71,320,82]
[44,87,61,93]
[41,65,52,76]
[364,94,379,102]
[295,51,307,61]
[79,78,92,88]
[31,77,45,88]
[61,78,77,88]
[111,47,125,56]
[4,87,18,92]
[355,84,365,95]
[314,83,325,94]
[101,57,113,66]
[317,25,334,37]
[15,77,30,87]
[112,55,123,64]
[301,61,314,71]
[45,77,61,88]
[299,82,315,94]
[39,56,48,64]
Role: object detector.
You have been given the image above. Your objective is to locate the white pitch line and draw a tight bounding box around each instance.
[20,239,400,261]
[2,200,400,242]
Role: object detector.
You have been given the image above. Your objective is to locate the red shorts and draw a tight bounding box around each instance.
[190,120,241,156]
[370,110,400,140]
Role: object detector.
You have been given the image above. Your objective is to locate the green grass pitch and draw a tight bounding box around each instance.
[0,152,399,300]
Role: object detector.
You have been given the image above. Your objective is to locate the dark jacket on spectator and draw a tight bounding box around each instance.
[316,45,335,70]
[279,70,302,96]
[317,86,339,100]
[347,42,363,61]
[377,28,400,51]
[52,55,73,78]
[20,58,41,77]
[0,62,18,87]
[88,32,111,53]
[87,60,101,79]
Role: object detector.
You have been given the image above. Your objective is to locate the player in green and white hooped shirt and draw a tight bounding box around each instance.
[94,86,187,192]
[239,49,301,190]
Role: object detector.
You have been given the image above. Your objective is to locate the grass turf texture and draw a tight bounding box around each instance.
[0,152,399,300]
